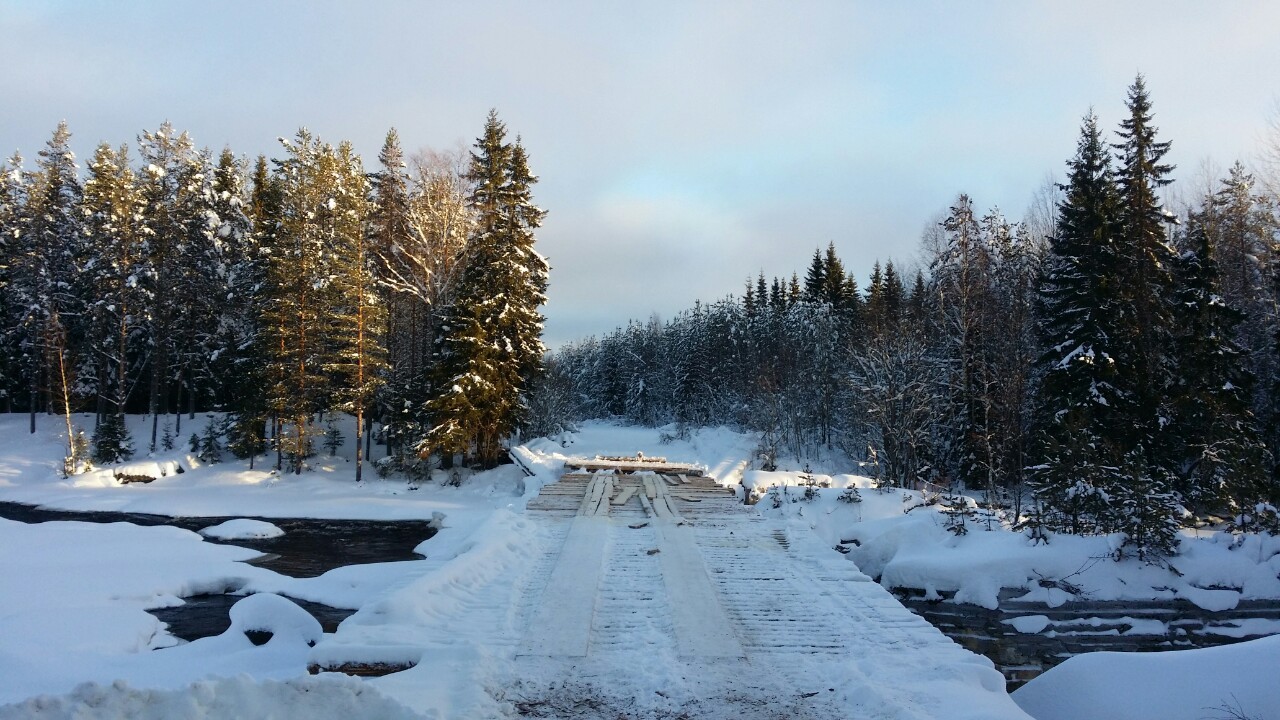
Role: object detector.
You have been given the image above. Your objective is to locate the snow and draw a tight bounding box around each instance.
[0,414,1275,718]
[0,676,421,720]
[199,519,284,540]
[755,472,1280,611]
[227,594,322,646]
[1014,634,1280,720]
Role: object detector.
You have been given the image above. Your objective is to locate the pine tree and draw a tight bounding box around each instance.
[326,141,386,482]
[80,142,142,452]
[262,130,344,472]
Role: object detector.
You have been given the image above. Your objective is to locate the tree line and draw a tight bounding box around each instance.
[0,111,547,479]
[542,77,1280,560]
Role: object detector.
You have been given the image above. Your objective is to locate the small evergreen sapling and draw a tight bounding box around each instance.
[64,429,92,477]
[92,414,134,464]
[198,418,223,464]
[838,486,863,504]
[323,424,345,457]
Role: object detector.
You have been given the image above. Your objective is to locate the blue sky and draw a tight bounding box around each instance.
[2,1,1277,346]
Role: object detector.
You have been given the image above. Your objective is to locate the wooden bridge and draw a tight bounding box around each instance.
[510,456,1032,718]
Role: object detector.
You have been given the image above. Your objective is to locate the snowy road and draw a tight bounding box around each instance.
[501,472,1031,719]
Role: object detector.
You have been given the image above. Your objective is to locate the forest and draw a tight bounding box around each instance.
[0,111,547,481]
[543,77,1280,560]
[3,76,1279,561]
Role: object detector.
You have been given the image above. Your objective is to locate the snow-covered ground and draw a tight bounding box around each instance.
[750,470,1280,613]
[0,414,1277,718]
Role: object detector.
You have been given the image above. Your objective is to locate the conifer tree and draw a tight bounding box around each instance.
[424,112,547,468]
[1112,75,1179,451]
[0,153,26,413]
[803,249,825,301]
[368,129,416,455]
[13,122,83,437]
[136,122,197,448]
[326,141,386,482]
[80,142,141,456]
[262,130,344,472]
[1109,76,1182,556]
[1030,112,1128,532]
[1169,214,1270,514]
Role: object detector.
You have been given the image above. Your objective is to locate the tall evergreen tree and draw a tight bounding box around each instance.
[326,141,386,482]
[1112,75,1179,451]
[13,122,83,438]
[1169,214,1271,515]
[424,112,547,468]
[0,153,26,413]
[1030,112,1128,533]
[262,130,348,472]
[80,142,141,461]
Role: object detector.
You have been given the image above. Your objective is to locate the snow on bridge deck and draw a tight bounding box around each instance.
[512,466,1031,719]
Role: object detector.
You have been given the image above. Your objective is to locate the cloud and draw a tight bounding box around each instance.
[1,0,1276,345]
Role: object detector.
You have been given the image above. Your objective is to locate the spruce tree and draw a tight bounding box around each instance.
[1030,112,1128,533]
[14,122,83,437]
[803,249,825,301]
[1112,75,1178,452]
[1169,214,1270,515]
[423,112,547,468]
[1110,75,1182,556]
[0,153,26,413]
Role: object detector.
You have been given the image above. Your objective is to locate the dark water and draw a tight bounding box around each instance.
[897,590,1280,689]
[0,501,437,640]
[149,594,357,641]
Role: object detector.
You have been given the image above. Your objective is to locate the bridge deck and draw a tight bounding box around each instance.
[512,465,1031,719]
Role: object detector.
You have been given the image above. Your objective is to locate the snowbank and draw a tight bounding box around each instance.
[756,474,1280,611]
[0,675,423,720]
[1013,634,1280,720]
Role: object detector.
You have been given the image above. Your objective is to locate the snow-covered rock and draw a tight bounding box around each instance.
[198,519,284,540]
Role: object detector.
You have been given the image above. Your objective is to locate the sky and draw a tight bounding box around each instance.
[1,1,1277,347]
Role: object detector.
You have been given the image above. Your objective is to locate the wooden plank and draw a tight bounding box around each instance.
[663,494,683,521]
[662,475,680,486]
[564,459,705,475]
[671,493,702,503]
[611,485,639,506]
[592,478,615,516]
[678,474,691,484]
[642,476,658,500]
[520,517,607,657]
[656,523,744,658]
[638,493,656,518]
[577,476,604,516]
